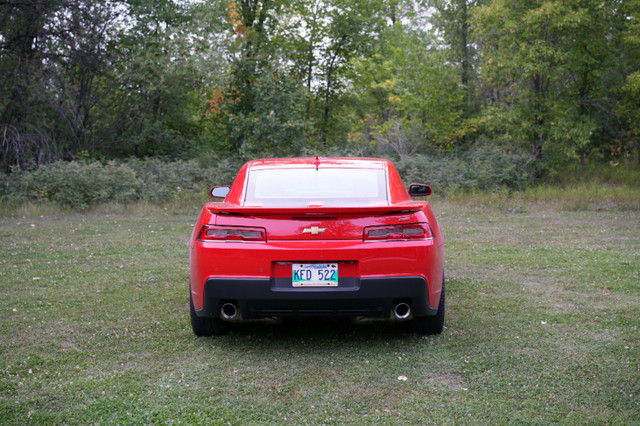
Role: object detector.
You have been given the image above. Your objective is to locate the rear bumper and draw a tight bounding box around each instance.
[195,276,437,319]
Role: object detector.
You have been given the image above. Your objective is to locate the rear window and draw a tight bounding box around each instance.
[244,168,388,207]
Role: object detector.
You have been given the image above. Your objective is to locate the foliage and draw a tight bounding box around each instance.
[0,147,533,209]
[617,0,640,157]
[346,27,465,157]
[0,157,243,209]
[472,0,637,173]
[429,0,486,113]
[27,161,143,209]
[0,0,638,174]
[0,0,227,170]
[394,144,531,194]
[0,0,124,169]
[226,70,311,158]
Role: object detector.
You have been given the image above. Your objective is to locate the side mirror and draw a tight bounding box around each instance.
[408,184,432,197]
[210,186,230,199]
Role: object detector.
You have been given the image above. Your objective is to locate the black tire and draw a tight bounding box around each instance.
[411,274,445,335]
[189,292,229,336]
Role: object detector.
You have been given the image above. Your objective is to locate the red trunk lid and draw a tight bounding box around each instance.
[212,208,424,241]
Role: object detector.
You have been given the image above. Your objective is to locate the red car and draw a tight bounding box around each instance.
[189,157,445,335]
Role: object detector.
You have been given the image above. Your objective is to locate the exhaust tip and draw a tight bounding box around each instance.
[220,303,238,320]
[393,302,411,320]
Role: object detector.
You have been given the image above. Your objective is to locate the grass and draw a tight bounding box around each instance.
[0,199,639,423]
[444,161,640,212]
[447,182,640,212]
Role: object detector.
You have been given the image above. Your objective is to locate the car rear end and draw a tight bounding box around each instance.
[189,158,444,333]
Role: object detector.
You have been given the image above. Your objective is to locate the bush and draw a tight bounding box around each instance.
[0,157,244,209]
[394,145,531,195]
[125,158,210,202]
[0,147,542,209]
[20,161,142,209]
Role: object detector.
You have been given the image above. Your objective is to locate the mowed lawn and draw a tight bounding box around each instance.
[1,202,638,423]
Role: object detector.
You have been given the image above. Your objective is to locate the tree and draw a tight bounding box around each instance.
[0,0,65,170]
[228,69,309,157]
[430,0,486,112]
[347,26,464,157]
[220,0,290,154]
[0,0,132,169]
[280,0,387,146]
[617,0,640,161]
[107,0,227,158]
[473,0,622,172]
[0,0,228,170]
[310,0,385,144]
[48,1,124,155]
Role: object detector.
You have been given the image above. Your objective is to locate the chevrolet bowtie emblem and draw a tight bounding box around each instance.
[303,226,326,235]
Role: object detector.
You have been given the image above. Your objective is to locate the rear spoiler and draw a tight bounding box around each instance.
[207,203,425,216]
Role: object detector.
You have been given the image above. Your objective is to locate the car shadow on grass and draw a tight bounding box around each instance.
[197,317,432,346]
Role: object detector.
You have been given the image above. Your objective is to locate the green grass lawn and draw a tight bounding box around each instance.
[1,201,638,423]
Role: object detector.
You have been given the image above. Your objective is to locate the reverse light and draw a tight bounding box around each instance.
[197,225,266,242]
[363,223,433,241]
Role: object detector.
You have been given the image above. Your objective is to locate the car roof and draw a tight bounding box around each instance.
[246,157,389,170]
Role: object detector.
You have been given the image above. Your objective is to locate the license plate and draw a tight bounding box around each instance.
[292,263,338,287]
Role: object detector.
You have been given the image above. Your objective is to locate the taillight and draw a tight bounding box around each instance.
[363,223,433,241]
[197,225,266,242]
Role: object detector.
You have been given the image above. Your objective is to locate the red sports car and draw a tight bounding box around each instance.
[189,157,445,335]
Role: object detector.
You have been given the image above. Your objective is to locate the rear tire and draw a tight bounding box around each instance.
[411,275,445,335]
[189,292,229,336]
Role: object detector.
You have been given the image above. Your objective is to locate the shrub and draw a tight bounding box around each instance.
[9,148,636,210]
[0,156,248,209]
[394,146,531,195]
[125,158,210,202]
[21,161,142,209]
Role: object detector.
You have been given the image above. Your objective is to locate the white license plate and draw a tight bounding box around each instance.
[292,263,338,287]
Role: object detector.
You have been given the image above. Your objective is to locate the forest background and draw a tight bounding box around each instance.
[1,0,639,208]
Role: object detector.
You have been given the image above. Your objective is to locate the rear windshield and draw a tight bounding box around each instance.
[244,168,388,207]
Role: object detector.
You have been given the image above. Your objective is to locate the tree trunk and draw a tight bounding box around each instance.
[460,0,469,89]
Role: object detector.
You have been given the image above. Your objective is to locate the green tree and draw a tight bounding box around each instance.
[430,0,486,112]
[618,0,640,161]
[228,69,309,157]
[346,25,464,157]
[107,0,227,158]
[280,0,387,147]
[473,0,622,172]
[48,1,125,156]
[0,0,225,169]
[220,0,290,154]
[1,0,67,170]
[0,0,133,170]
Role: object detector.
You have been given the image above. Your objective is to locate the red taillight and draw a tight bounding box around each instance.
[197,225,266,242]
[363,223,433,241]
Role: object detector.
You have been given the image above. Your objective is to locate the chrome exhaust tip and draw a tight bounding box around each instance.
[220,303,239,320]
[393,302,411,320]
